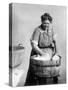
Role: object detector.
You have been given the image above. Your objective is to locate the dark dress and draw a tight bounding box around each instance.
[25,25,57,86]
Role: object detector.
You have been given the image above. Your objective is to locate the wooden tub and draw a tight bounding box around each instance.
[30,55,61,78]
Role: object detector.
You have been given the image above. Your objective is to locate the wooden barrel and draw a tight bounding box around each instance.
[30,55,61,77]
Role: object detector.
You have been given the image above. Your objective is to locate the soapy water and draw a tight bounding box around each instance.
[31,54,60,61]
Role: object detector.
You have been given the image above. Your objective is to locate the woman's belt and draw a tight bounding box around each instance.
[39,44,54,49]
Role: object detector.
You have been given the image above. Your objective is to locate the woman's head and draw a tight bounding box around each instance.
[41,13,52,23]
[41,13,53,29]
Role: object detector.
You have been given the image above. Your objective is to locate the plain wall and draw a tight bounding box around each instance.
[12,3,66,85]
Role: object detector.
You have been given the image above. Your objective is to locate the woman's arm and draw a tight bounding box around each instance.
[52,40,57,54]
[52,29,58,55]
[30,28,45,56]
[31,41,45,56]
[52,40,61,59]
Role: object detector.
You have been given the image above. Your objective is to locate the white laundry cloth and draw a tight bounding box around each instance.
[52,55,60,61]
[32,53,51,61]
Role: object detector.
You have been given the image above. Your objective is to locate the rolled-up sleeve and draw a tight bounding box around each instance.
[30,28,40,45]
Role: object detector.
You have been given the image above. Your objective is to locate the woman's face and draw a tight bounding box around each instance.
[42,19,50,29]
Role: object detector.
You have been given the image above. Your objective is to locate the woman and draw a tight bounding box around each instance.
[25,13,61,86]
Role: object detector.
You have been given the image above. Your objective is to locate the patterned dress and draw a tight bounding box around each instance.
[30,25,55,57]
